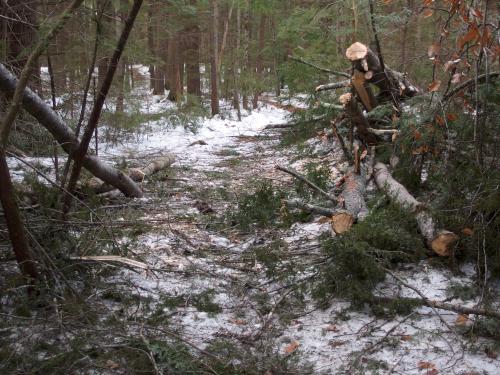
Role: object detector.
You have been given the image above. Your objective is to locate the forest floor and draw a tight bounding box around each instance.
[1,70,499,374]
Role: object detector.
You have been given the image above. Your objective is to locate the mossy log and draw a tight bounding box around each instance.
[373,162,458,256]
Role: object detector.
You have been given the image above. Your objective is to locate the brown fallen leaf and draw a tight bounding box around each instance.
[230,319,247,325]
[324,324,339,332]
[400,334,412,341]
[418,361,435,370]
[328,340,346,348]
[455,314,470,326]
[428,80,441,92]
[105,360,120,369]
[284,341,300,354]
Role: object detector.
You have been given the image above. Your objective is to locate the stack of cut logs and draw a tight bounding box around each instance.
[280,42,458,257]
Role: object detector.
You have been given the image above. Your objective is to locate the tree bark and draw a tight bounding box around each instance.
[185,25,201,98]
[373,162,458,256]
[0,150,38,286]
[210,0,220,115]
[0,63,143,198]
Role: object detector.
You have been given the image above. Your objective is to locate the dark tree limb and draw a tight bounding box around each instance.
[63,0,144,215]
[276,165,336,203]
[287,55,351,78]
[442,71,499,102]
[283,199,338,217]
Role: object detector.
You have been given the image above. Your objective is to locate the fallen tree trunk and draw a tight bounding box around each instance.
[89,154,175,194]
[0,63,143,198]
[373,295,500,320]
[373,162,458,256]
[345,42,420,103]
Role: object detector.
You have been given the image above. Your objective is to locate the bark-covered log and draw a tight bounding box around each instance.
[373,162,458,256]
[0,63,143,198]
[89,154,175,194]
[346,42,420,103]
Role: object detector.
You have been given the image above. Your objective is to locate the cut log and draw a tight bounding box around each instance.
[345,42,420,102]
[89,154,175,194]
[373,162,458,256]
[0,63,143,198]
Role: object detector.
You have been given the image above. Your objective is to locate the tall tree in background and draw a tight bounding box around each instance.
[210,0,219,115]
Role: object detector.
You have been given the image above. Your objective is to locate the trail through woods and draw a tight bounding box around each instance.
[2,68,499,374]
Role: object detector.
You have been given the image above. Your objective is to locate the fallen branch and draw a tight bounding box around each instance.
[287,55,351,78]
[443,71,499,102]
[89,154,175,194]
[373,294,500,320]
[276,165,336,203]
[283,198,338,217]
[384,268,452,329]
[331,119,351,162]
[264,114,327,130]
[315,80,350,92]
[374,162,458,256]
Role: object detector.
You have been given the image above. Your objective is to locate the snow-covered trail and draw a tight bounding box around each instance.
[97,101,498,374]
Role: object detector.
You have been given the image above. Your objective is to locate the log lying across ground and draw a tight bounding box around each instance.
[373,162,458,256]
[0,63,143,198]
[89,154,175,194]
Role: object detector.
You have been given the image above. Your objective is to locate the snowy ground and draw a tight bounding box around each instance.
[2,68,499,374]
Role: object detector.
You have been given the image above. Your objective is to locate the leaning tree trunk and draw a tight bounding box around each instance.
[0,63,143,198]
[63,0,144,215]
[373,162,458,256]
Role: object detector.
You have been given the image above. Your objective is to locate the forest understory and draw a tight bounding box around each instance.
[1,67,499,374]
[1,0,499,374]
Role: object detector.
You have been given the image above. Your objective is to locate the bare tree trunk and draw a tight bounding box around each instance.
[6,0,40,88]
[232,6,241,120]
[0,0,85,286]
[218,0,234,72]
[252,14,265,109]
[147,1,156,91]
[185,25,201,99]
[241,0,250,110]
[62,0,144,215]
[166,35,181,102]
[210,0,220,115]
[0,151,38,285]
